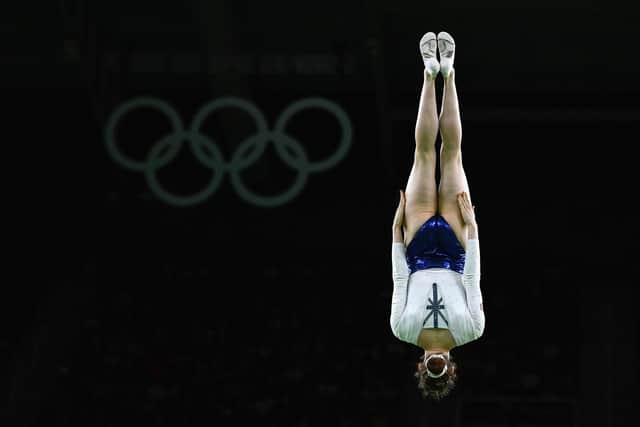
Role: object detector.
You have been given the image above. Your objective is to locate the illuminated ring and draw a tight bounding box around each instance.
[104,96,353,207]
[104,97,184,171]
[229,131,309,207]
[144,130,225,207]
[273,97,352,173]
[189,97,269,169]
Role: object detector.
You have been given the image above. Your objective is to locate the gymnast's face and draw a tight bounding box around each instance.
[423,352,455,377]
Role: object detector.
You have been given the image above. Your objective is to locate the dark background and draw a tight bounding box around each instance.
[5,1,639,426]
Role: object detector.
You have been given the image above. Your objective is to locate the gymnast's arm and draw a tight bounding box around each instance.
[462,223,485,338]
[390,191,409,337]
[390,226,410,337]
[457,191,485,338]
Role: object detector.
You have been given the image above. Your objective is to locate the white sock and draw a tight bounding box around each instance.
[419,32,440,78]
[437,31,455,79]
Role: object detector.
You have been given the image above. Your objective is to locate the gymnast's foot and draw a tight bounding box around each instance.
[437,31,455,79]
[419,32,440,79]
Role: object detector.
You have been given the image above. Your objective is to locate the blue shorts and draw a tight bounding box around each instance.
[405,215,466,275]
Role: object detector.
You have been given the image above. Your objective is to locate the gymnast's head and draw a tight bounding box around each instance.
[414,352,458,400]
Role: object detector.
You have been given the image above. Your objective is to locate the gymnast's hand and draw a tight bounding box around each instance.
[457,191,478,229]
[457,191,476,224]
[392,190,406,243]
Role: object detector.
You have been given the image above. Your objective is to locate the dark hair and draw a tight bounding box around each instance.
[414,353,458,400]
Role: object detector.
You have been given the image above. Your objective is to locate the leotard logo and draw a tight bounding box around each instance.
[424,282,448,328]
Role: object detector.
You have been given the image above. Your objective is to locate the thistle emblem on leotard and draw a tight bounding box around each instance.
[424,283,448,328]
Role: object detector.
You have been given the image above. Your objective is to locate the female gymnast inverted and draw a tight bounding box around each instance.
[390,31,485,400]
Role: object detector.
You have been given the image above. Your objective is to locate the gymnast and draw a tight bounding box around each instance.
[390,31,485,400]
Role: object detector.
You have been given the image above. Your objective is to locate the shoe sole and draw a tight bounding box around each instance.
[437,31,455,50]
[419,32,437,57]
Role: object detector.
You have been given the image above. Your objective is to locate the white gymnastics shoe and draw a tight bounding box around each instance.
[419,32,440,78]
[437,31,455,79]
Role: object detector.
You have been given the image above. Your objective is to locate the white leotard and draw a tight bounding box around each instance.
[390,239,485,347]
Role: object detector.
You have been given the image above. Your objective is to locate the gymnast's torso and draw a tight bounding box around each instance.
[393,267,477,348]
[390,237,485,348]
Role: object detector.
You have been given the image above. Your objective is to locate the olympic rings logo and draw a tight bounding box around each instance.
[104,97,352,207]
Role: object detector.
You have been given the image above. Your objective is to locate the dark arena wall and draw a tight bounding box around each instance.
[5,1,639,426]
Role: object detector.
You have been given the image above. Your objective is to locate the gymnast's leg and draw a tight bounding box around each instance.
[403,64,439,248]
[437,32,471,249]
